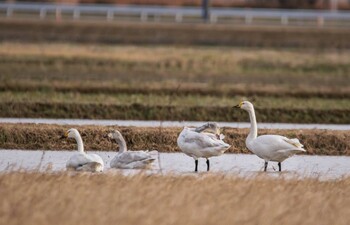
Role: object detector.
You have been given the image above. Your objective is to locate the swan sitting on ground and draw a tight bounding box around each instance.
[63,128,104,172]
[107,130,156,169]
[177,122,231,172]
[234,101,306,172]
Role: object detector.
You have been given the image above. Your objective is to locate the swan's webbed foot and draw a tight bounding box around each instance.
[195,159,198,172]
[264,161,268,172]
[206,158,210,171]
[278,162,282,172]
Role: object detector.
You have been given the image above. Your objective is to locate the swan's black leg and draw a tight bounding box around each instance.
[264,161,268,172]
[195,159,198,172]
[278,162,282,172]
[206,159,210,171]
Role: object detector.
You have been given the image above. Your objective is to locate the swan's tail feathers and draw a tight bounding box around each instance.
[149,150,159,155]
[283,137,304,149]
[218,144,231,154]
[219,134,225,140]
[148,150,159,162]
[223,145,231,151]
[142,158,156,164]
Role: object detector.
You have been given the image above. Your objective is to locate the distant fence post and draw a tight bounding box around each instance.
[202,0,210,22]
[55,5,62,23]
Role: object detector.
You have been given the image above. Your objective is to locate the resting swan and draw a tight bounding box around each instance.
[108,130,156,169]
[177,122,231,172]
[63,128,104,172]
[234,101,306,172]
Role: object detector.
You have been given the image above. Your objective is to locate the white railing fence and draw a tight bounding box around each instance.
[1,2,350,27]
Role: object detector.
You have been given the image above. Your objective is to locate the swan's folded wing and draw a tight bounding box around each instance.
[282,137,304,148]
[200,132,226,141]
[66,153,94,168]
[117,151,152,164]
[183,132,224,149]
[254,135,304,151]
[277,148,306,154]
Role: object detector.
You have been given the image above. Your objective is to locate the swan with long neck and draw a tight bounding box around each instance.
[64,128,104,172]
[108,130,156,169]
[234,101,306,172]
[177,122,231,172]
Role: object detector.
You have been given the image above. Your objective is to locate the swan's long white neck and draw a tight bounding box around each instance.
[247,107,258,142]
[73,133,84,153]
[115,137,127,153]
[194,123,210,133]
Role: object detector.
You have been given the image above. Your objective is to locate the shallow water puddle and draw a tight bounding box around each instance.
[0,150,349,180]
[0,118,349,130]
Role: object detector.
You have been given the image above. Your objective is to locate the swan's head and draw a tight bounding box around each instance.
[234,101,254,111]
[72,162,103,172]
[64,128,80,139]
[207,122,221,138]
[108,130,124,141]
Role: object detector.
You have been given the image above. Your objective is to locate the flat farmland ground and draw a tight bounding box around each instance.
[0,42,349,123]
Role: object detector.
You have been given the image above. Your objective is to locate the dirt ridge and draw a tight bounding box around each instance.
[0,123,348,155]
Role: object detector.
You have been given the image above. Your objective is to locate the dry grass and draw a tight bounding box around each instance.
[0,123,348,155]
[0,42,349,98]
[1,80,349,99]
[0,172,349,225]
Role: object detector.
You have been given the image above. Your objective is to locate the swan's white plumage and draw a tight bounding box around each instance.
[237,101,306,165]
[64,128,104,172]
[66,153,104,172]
[246,135,305,162]
[109,130,156,169]
[177,127,231,159]
[110,151,155,169]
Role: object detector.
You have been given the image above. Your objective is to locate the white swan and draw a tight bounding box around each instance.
[63,128,104,172]
[234,101,306,172]
[108,130,156,169]
[177,122,231,172]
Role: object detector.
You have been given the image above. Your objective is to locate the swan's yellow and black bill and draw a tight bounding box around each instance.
[59,131,69,139]
[215,128,221,139]
[234,102,243,108]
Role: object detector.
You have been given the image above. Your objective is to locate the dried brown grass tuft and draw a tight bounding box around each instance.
[0,123,348,155]
[0,172,349,225]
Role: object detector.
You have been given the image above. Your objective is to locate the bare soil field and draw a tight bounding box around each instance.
[0,172,349,225]
[0,101,349,124]
[0,33,349,122]
[1,20,350,48]
[0,124,348,155]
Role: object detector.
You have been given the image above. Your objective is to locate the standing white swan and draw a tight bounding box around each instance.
[63,128,104,172]
[177,122,231,172]
[108,130,156,169]
[234,101,306,172]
